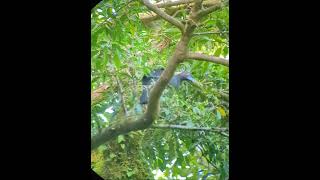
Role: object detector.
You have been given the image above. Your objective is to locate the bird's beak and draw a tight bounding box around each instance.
[186,76,202,89]
[186,76,196,83]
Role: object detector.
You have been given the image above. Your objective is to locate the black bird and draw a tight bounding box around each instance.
[139,68,198,104]
[169,71,196,88]
[140,68,164,104]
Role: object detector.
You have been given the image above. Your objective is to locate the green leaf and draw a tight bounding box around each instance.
[179,169,190,177]
[214,47,222,57]
[169,141,176,160]
[120,144,125,149]
[172,166,179,177]
[164,144,169,151]
[103,51,108,65]
[199,36,213,42]
[202,62,209,74]
[97,145,107,152]
[113,49,121,68]
[126,171,135,177]
[117,135,125,143]
[223,46,229,57]
[159,161,166,171]
[164,168,170,177]
[109,153,116,159]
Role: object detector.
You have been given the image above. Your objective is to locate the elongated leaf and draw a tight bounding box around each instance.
[214,47,222,57]
[113,49,121,68]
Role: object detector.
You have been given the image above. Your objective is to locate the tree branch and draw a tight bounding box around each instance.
[185,52,229,66]
[196,2,222,18]
[155,0,195,8]
[91,115,148,150]
[114,76,128,116]
[152,124,228,132]
[139,0,221,24]
[139,5,185,24]
[193,31,229,36]
[142,0,185,32]
[156,0,220,8]
[192,0,203,14]
[152,124,229,137]
[172,9,185,18]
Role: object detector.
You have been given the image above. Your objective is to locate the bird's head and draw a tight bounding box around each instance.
[176,72,202,89]
[178,72,196,82]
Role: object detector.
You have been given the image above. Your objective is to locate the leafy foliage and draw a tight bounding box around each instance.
[91,0,229,179]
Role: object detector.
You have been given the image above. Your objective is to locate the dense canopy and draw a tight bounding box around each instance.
[91,0,229,179]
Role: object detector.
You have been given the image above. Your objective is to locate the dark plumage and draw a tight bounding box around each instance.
[169,72,196,88]
[139,68,196,104]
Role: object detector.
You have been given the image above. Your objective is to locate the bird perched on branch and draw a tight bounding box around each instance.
[139,68,201,104]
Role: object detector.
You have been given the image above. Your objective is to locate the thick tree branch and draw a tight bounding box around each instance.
[139,6,184,24]
[192,0,203,14]
[186,52,229,66]
[156,0,195,8]
[142,0,185,32]
[91,115,147,150]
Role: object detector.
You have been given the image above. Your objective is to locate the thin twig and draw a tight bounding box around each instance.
[185,52,229,66]
[154,124,229,137]
[115,75,128,116]
[151,124,228,136]
[172,9,185,18]
[197,144,218,169]
[193,31,229,36]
